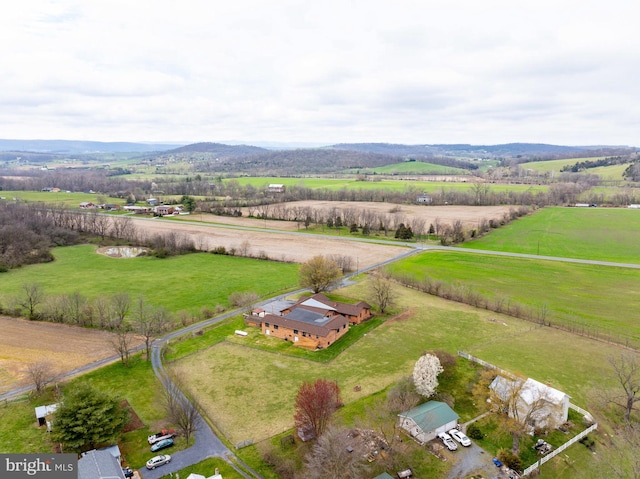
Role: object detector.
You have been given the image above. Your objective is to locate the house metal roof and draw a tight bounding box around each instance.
[399,401,459,432]
[78,450,124,479]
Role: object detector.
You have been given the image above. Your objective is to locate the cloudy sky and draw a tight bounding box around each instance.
[1,0,638,146]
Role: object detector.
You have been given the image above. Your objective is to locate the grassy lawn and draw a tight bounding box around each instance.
[0,245,299,316]
[388,250,640,348]
[461,206,640,263]
[158,457,245,479]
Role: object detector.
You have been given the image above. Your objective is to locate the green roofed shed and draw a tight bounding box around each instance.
[397,400,459,445]
[373,474,395,479]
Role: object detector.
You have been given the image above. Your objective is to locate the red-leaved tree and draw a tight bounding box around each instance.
[294,379,341,439]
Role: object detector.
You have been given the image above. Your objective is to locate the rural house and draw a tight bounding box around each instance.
[261,309,349,349]
[280,293,372,325]
[267,183,286,193]
[398,401,459,445]
[78,447,124,479]
[79,202,96,209]
[154,205,175,215]
[489,376,570,430]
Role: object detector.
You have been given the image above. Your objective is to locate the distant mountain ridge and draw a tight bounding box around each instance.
[330,142,624,157]
[0,139,634,158]
[0,139,182,154]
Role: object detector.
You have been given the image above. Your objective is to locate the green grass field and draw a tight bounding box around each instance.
[0,190,124,208]
[344,161,467,175]
[224,176,549,194]
[461,206,640,263]
[386,250,640,346]
[519,157,606,174]
[0,245,299,315]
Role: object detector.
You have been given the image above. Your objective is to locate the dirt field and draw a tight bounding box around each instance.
[0,316,141,394]
[130,217,409,267]
[132,203,512,266]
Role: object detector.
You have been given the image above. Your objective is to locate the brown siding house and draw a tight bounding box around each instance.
[261,310,349,350]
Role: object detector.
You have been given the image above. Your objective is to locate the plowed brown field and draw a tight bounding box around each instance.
[0,316,141,394]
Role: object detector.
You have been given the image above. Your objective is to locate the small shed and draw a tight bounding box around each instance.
[34,403,59,427]
[373,474,395,479]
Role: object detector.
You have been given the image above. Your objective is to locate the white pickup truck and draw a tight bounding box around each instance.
[148,429,176,445]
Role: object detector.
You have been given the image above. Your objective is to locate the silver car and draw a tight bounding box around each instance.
[146,454,171,469]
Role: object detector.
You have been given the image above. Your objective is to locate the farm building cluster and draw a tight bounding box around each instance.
[247,293,372,349]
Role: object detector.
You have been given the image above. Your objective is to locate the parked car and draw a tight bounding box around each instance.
[448,428,472,447]
[437,432,458,451]
[493,457,503,467]
[146,454,171,470]
[121,467,134,478]
[150,437,174,452]
[148,429,176,445]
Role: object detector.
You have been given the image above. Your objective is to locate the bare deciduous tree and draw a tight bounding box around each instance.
[303,426,369,479]
[608,353,640,423]
[110,325,135,367]
[135,297,170,361]
[368,273,396,314]
[162,377,200,445]
[26,360,56,395]
[19,282,44,320]
[386,376,420,414]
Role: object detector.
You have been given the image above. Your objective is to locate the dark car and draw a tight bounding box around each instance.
[150,437,174,452]
[122,468,134,478]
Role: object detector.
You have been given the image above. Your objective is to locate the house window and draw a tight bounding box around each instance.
[265,322,270,328]
[274,324,279,330]
[302,332,307,337]
[294,329,298,334]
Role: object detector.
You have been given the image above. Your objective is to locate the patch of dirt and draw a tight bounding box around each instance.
[384,309,415,324]
[122,399,145,432]
[0,316,142,394]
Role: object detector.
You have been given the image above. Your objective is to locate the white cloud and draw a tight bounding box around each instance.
[0,0,638,145]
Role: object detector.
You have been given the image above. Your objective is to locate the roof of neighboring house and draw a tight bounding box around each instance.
[295,293,371,317]
[78,449,124,479]
[185,473,222,479]
[490,376,569,406]
[263,312,347,336]
[399,401,459,432]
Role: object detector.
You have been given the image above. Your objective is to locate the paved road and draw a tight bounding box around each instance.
[140,342,258,479]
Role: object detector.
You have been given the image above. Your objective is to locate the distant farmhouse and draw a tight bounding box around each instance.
[416,194,432,204]
[268,183,286,193]
[248,293,372,349]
